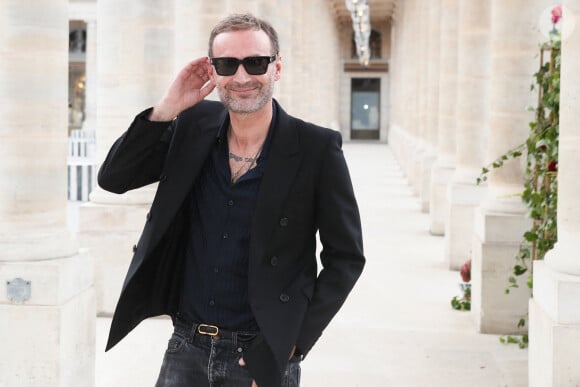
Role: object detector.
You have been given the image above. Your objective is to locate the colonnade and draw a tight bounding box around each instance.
[390,0,580,384]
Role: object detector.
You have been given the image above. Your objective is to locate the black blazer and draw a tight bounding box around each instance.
[98,99,365,387]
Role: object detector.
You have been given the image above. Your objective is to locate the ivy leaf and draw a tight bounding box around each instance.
[524,231,538,242]
[514,265,527,276]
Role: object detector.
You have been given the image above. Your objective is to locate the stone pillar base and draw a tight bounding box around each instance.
[419,152,436,213]
[0,249,95,387]
[472,207,531,333]
[429,163,454,235]
[445,180,486,270]
[529,261,580,387]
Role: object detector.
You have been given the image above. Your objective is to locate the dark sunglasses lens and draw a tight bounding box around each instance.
[243,57,270,75]
[214,58,239,76]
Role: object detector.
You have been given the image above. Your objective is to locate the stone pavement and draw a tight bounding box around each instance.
[94,143,528,387]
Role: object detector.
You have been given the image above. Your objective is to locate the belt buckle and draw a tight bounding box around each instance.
[197,323,219,337]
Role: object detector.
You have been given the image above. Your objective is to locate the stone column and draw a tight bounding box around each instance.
[410,0,432,197]
[408,0,422,181]
[389,0,418,174]
[471,0,549,333]
[388,0,409,171]
[400,0,422,192]
[530,2,580,385]
[445,0,490,269]
[79,0,175,315]
[429,0,458,235]
[0,1,95,386]
[417,0,441,212]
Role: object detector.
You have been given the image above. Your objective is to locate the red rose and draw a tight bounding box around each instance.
[552,4,563,24]
[460,260,471,283]
[548,160,558,172]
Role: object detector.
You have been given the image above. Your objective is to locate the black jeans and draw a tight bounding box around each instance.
[155,320,301,387]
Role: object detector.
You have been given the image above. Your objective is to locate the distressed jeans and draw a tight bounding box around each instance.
[155,320,301,387]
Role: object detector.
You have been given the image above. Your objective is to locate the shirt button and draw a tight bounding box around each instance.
[279,217,289,227]
[228,199,234,206]
[132,244,137,253]
[209,300,215,307]
[146,212,152,221]
[270,256,279,266]
[279,294,290,303]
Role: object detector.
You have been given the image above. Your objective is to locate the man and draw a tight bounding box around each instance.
[99,13,364,387]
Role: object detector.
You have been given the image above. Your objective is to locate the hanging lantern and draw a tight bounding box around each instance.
[345,0,371,65]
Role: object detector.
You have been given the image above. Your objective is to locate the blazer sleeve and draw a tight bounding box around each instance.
[295,131,365,356]
[98,108,174,194]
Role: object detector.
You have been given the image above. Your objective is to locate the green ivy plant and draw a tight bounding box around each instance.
[477,34,560,348]
[451,284,471,311]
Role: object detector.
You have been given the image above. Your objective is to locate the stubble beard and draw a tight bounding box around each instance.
[217,74,276,114]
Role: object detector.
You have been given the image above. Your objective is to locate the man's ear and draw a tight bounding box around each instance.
[275,55,282,81]
[207,58,215,80]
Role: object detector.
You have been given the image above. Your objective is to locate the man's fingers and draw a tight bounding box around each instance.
[200,80,216,99]
[179,57,210,83]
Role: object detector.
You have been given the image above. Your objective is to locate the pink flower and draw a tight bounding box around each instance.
[551,4,563,24]
[460,260,471,283]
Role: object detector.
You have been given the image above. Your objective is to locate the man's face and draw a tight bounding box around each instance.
[210,29,281,114]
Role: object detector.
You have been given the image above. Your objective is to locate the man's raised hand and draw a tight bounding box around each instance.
[149,57,216,121]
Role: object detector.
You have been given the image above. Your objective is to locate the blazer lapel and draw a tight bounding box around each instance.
[250,104,301,262]
[147,107,228,251]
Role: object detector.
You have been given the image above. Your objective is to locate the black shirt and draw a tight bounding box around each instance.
[179,104,276,331]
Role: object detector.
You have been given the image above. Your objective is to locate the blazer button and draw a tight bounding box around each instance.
[279,293,290,303]
[132,244,137,253]
[279,217,289,227]
[270,256,279,266]
[159,174,167,182]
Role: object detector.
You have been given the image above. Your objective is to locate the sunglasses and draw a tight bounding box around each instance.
[210,55,276,76]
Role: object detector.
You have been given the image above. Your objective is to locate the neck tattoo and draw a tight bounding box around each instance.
[229,151,258,163]
[230,146,263,183]
[228,126,265,183]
